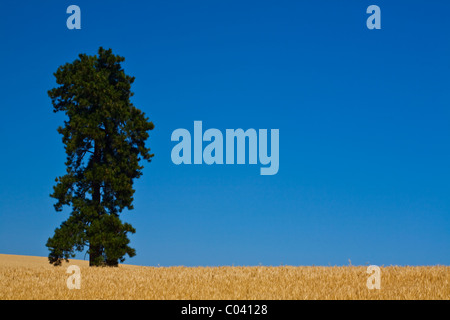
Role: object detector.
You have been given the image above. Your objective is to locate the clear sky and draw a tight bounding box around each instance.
[0,0,449,266]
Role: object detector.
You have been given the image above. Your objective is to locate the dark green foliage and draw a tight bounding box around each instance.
[46,47,154,266]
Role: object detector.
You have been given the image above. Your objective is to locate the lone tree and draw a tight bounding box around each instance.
[46,47,154,267]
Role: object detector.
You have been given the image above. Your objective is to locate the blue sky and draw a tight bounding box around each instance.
[0,0,449,266]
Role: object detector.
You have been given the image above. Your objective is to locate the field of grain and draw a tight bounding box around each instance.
[0,254,448,300]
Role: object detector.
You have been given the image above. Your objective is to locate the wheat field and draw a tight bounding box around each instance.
[0,254,448,300]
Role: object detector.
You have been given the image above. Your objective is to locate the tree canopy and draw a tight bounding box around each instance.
[46,47,154,266]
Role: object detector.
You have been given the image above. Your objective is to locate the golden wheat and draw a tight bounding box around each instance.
[0,254,448,300]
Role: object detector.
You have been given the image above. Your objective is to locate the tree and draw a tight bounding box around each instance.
[46,47,154,267]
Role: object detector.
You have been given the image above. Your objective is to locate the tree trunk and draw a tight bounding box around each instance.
[90,140,103,267]
[89,244,102,267]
